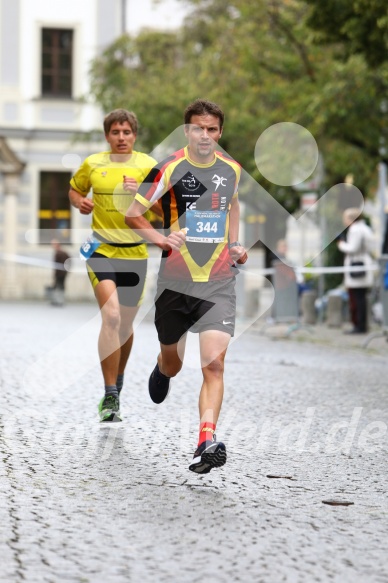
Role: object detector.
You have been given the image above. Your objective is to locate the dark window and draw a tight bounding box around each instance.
[41,28,73,97]
[39,171,71,243]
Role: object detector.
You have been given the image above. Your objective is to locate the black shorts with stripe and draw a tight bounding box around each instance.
[154,277,236,345]
[86,251,147,307]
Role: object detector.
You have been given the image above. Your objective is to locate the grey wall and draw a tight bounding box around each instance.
[97,0,119,51]
[1,0,20,86]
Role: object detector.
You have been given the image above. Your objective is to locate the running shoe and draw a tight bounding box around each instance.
[188,435,227,474]
[98,394,122,422]
[148,363,171,404]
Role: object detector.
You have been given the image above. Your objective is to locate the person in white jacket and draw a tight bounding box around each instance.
[337,208,376,333]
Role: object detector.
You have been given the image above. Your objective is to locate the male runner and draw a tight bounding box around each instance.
[125,99,247,473]
[69,109,157,422]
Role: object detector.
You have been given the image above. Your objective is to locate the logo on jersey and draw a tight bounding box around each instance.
[212,193,219,209]
[212,174,227,190]
[176,172,206,197]
[212,194,228,211]
[182,172,201,192]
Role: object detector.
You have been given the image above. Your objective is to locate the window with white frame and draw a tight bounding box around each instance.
[41,28,73,97]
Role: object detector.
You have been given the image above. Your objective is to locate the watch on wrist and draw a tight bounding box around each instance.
[228,241,241,249]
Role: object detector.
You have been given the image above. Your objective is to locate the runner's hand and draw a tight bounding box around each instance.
[230,245,248,264]
[161,229,187,251]
[123,176,138,194]
[79,198,94,215]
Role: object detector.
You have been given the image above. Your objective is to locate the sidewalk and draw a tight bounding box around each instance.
[254,320,388,355]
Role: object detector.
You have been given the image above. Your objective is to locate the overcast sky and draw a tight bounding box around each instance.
[126,0,189,34]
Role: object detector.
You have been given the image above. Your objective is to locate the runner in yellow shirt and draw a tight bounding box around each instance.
[69,109,158,422]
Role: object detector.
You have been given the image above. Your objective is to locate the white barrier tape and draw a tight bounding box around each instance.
[240,263,380,276]
[244,267,275,276]
[0,252,381,276]
[0,253,68,271]
[296,263,379,275]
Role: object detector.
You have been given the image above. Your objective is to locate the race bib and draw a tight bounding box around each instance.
[185,210,226,243]
[79,235,101,260]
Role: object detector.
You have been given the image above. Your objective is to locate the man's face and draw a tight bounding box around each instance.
[105,121,136,155]
[184,114,223,162]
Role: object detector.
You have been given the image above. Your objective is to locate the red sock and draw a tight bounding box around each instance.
[198,422,216,446]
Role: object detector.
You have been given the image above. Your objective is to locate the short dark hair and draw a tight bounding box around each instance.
[184,99,224,129]
[103,109,138,135]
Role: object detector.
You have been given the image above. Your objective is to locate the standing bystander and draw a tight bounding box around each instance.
[50,239,70,306]
[338,208,376,334]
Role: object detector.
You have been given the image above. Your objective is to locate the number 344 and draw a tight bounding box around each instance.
[196,221,218,233]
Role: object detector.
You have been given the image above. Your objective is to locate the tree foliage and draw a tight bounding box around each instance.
[89,0,387,229]
[304,0,388,68]
[89,30,189,149]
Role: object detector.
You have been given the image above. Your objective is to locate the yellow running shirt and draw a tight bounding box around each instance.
[70,150,157,259]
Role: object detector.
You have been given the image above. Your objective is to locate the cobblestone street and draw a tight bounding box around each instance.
[1,302,387,583]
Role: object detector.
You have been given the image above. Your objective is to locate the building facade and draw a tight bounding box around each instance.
[0,0,124,299]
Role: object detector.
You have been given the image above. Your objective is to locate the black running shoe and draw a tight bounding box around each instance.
[148,364,171,404]
[98,395,122,422]
[188,435,227,474]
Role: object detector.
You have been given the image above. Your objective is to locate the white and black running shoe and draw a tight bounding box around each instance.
[188,436,227,474]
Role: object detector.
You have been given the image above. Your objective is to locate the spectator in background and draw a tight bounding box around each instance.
[337,208,376,334]
[50,239,70,306]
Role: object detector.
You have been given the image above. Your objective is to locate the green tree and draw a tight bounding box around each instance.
[89,31,190,150]
[304,0,388,68]
[89,0,386,228]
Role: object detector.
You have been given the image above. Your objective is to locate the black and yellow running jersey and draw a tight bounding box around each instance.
[70,150,156,259]
[135,146,241,281]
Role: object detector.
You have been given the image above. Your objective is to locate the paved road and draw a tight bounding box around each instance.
[0,302,387,583]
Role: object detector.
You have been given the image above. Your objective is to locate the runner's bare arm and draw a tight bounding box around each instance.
[150,199,163,219]
[69,188,94,215]
[229,197,240,243]
[228,197,248,264]
[126,199,185,251]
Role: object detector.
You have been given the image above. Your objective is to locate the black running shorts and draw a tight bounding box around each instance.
[154,277,236,345]
[86,252,147,307]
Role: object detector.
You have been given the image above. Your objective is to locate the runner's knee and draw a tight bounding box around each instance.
[202,358,225,378]
[102,306,121,331]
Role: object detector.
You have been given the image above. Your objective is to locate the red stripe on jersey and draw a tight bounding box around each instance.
[139,149,186,205]
[159,149,185,177]
[215,150,242,169]
[209,245,235,279]
[139,167,163,203]
[161,251,193,280]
